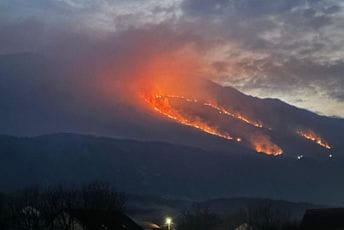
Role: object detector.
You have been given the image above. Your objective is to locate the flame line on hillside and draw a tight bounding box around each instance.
[297,130,331,150]
[163,95,263,128]
[203,103,263,128]
[143,93,285,156]
[144,94,242,142]
[253,138,283,156]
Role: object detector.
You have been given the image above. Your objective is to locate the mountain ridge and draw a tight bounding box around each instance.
[1,133,343,205]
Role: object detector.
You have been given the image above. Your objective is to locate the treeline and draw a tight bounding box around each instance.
[0,183,302,230]
[0,182,126,230]
[176,203,301,230]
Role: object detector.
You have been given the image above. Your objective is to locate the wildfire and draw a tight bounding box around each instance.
[254,143,283,156]
[253,136,283,156]
[203,102,263,128]
[297,130,331,150]
[144,94,238,142]
[160,95,263,128]
[142,92,285,156]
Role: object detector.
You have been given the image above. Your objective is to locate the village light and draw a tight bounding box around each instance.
[165,217,172,230]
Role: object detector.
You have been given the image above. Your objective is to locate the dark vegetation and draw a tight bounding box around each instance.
[176,202,301,230]
[0,182,303,230]
[0,182,127,230]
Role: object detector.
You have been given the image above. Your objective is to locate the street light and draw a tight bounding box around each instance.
[165,217,172,230]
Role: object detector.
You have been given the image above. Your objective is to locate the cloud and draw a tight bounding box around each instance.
[178,0,344,117]
[0,0,184,32]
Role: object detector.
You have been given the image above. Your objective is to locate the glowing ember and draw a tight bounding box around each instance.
[144,94,238,142]
[297,130,331,150]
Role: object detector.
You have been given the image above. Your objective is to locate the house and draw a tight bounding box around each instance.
[137,221,160,230]
[63,209,144,230]
[235,223,253,230]
[301,208,344,230]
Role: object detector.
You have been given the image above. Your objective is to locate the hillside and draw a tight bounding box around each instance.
[0,133,343,205]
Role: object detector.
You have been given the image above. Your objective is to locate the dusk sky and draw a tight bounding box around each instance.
[1,0,344,119]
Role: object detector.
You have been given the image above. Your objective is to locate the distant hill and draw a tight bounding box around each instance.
[126,195,325,223]
[0,133,344,205]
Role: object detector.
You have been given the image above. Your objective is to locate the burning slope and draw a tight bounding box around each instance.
[297,130,331,150]
[142,92,283,156]
[253,136,283,156]
[144,93,240,142]
[159,95,263,128]
[129,49,285,156]
[203,102,263,128]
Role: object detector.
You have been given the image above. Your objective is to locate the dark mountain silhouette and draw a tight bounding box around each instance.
[126,195,324,223]
[0,133,343,205]
[202,79,344,158]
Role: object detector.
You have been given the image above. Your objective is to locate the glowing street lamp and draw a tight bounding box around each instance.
[165,217,172,230]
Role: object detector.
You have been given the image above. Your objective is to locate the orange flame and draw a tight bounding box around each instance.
[203,102,263,128]
[161,95,263,128]
[143,92,285,156]
[253,136,283,156]
[143,93,239,142]
[297,130,331,150]
[255,143,283,156]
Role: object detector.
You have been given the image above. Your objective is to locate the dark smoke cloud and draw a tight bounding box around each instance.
[0,17,206,136]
